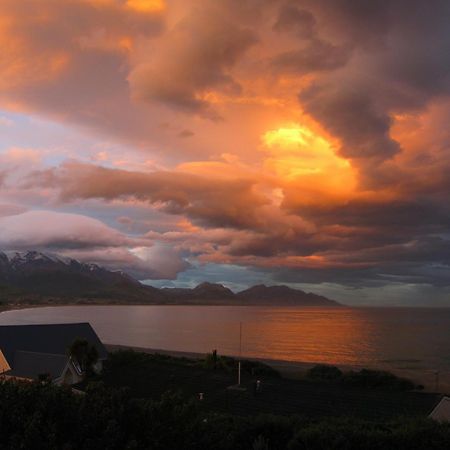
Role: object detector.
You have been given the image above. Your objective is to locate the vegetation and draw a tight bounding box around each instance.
[68,338,99,376]
[307,364,343,381]
[0,379,448,450]
[98,350,280,404]
[342,369,417,391]
[97,350,438,420]
[203,351,280,377]
[306,364,418,391]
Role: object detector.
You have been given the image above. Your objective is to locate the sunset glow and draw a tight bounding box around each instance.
[126,0,165,13]
[1,0,450,305]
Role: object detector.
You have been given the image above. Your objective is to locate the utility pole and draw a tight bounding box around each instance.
[238,322,242,386]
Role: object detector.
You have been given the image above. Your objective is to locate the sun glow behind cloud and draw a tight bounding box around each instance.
[126,0,165,13]
[262,125,357,202]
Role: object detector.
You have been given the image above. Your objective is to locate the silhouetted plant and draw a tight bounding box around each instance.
[342,369,415,391]
[68,338,99,376]
[0,379,449,449]
[252,435,270,450]
[307,364,343,381]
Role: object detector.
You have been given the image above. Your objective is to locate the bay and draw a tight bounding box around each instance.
[1,305,450,375]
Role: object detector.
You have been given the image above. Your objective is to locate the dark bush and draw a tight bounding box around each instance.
[342,369,415,391]
[0,380,449,450]
[287,418,450,450]
[307,364,343,381]
[203,352,280,377]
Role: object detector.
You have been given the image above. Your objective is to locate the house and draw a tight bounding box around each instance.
[429,396,450,422]
[0,323,107,385]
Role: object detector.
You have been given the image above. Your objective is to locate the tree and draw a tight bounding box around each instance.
[68,338,99,376]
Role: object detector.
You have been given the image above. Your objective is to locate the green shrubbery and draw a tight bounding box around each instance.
[0,379,448,450]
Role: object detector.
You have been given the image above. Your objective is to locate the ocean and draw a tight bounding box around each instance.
[1,305,450,378]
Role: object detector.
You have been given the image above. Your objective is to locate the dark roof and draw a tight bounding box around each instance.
[7,351,68,380]
[0,323,108,365]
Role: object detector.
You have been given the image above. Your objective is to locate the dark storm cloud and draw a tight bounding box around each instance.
[273,4,317,39]
[294,199,450,230]
[299,83,400,161]
[272,39,351,74]
[273,0,450,185]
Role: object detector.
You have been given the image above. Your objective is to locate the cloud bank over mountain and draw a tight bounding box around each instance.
[1,0,450,304]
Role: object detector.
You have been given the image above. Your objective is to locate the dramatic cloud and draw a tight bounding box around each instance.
[26,161,269,229]
[1,0,450,304]
[128,3,258,118]
[292,0,450,184]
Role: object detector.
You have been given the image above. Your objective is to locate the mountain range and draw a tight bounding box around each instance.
[0,251,340,307]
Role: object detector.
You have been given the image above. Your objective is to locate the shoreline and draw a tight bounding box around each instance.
[105,343,346,375]
[2,303,450,393]
[0,301,345,309]
[105,343,450,394]
[3,302,450,311]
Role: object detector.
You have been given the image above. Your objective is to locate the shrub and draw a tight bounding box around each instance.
[342,369,415,391]
[0,380,449,450]
[306,365,416,391]
[203,353,280,377]
[307,364,343,381]
[252,435,270,450]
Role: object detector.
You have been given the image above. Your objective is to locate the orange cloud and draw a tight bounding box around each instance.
[126,0,165,13]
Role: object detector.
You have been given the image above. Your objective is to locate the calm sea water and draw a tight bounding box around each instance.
[1,306,450,373]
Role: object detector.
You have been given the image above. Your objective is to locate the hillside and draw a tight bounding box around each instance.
[237,284,338,306]
[0,251,340,306]
[0,251,162,303]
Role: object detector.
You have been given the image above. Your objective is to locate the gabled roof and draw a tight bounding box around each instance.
[6,351,69,381]
[0,322,108,365]
[429,396,450,422]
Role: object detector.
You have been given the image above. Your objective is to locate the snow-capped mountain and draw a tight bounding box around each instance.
[0,250,150,300]
[0,251,339,306]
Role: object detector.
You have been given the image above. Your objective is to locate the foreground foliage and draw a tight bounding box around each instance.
[0,380,449,450]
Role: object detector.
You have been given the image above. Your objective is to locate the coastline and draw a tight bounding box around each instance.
[2,303,450,393]
[0,303,44,313]
[105,343,450,394]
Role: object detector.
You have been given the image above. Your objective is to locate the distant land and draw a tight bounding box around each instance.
[0,251,340,307]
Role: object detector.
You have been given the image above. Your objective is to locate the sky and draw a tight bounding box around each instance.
[1,0,450,306]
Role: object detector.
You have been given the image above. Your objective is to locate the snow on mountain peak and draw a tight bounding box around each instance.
[2,250,72,266]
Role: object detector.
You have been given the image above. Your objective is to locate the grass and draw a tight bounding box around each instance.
[100,350,440,420]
